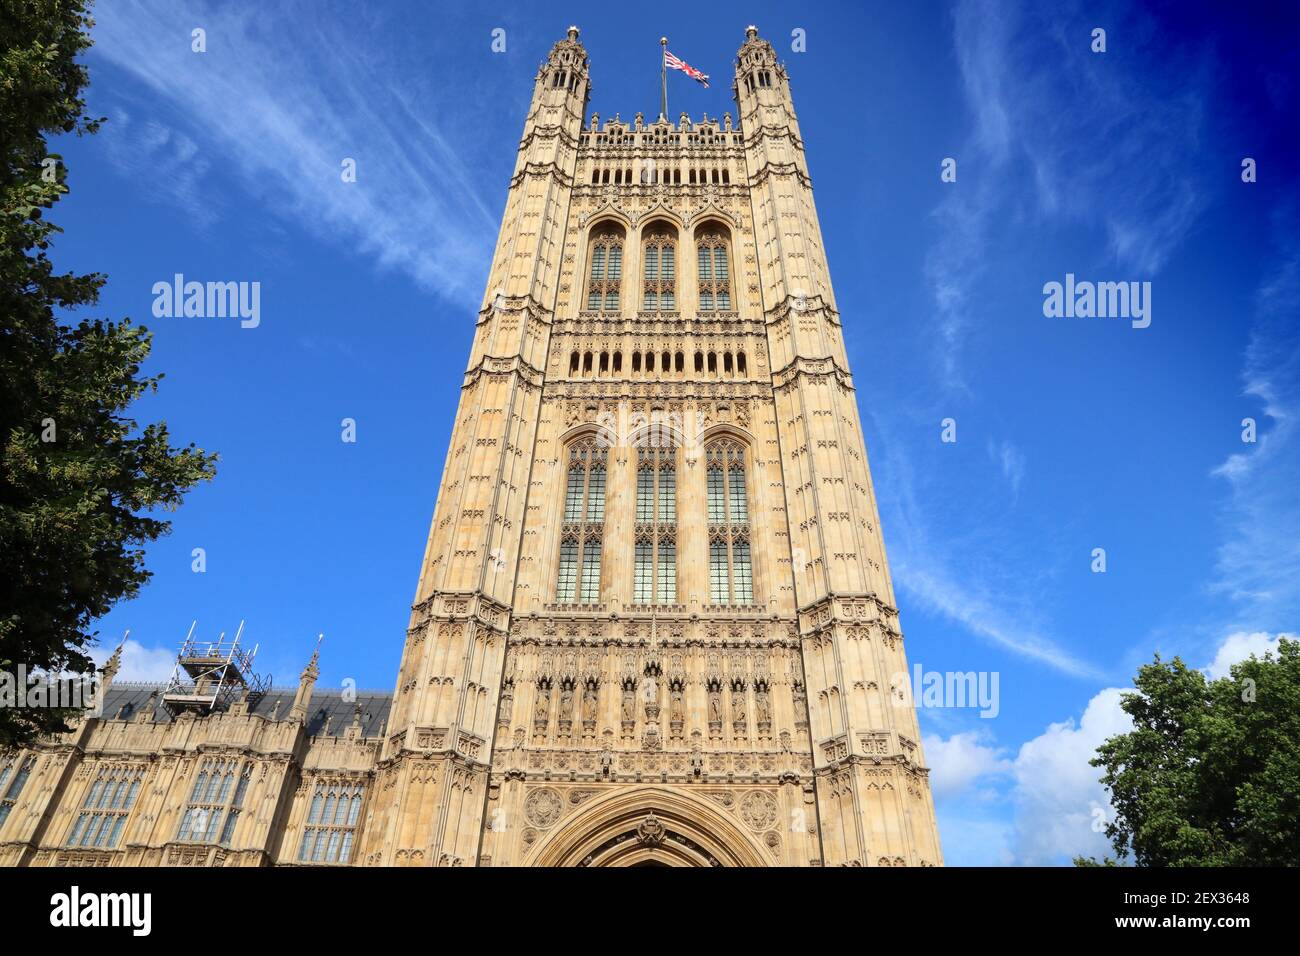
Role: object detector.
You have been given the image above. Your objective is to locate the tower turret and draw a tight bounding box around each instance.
[734,26,941,866]
[290,640,321,721]
[360,26,590,868]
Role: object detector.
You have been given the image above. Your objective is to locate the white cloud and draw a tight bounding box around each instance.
[90,639,176,683]
[1009,686,1131,865]
[990,628,1296,864]
[1204,630,1293,680]
[924,730,1012,799]
[88,1,498,302]
[923,0,1015,389]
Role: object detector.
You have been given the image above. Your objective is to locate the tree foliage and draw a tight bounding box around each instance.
[0,0,217,747]
[1078,640,1300,866]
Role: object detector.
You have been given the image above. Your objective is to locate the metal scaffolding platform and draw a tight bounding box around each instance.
[161,621,271,716]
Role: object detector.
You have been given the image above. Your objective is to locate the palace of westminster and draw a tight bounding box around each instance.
[1,26,942,867]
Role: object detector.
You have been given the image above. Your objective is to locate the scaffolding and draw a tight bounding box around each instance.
[161,621,271,716]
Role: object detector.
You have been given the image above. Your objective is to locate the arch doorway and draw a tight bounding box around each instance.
[529,787,770,868]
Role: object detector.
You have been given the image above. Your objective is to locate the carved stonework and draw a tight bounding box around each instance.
[739,790,779,831]
[524,787,564,829]
[636,813,667,848]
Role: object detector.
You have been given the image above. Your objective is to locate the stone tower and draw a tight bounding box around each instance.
[357,25,942,867]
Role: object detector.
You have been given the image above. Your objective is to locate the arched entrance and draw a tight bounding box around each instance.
[530,787,770,867]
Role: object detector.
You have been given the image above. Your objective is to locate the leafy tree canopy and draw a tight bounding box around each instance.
[0,0,217,747]
[1078,639,1300,866]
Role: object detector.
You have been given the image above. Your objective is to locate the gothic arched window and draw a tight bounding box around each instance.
[706,440,752,605]
[0,756,34,830]
[585,224,624,312]
[696,227,732,312]
[633,442,677,605]
[176,757,251,846]
[642,223,677,312]
[558,437,607,604]
[299,780,365,864]
[66,765,144,850]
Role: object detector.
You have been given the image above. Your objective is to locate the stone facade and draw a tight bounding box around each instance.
[0,26,941,868]
[0,649,390,867]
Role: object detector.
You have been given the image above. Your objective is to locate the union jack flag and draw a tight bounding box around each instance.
[664,49,709,88]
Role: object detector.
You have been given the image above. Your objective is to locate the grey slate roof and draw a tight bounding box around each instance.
[98,682,393,738]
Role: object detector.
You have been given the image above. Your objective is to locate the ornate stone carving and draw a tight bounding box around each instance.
[739,790,779,831]
[524,787,564,829]
[635,813,667,847]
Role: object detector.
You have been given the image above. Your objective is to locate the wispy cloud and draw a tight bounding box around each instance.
[880,434,1101,678]
[99,108,217,226]
[928,0,1209,384]
[895,0,1215,682]
[88,0,499,301]
[923,0,1012,390]
[987,438,1026,497]
[1209,208,1300,627]
[897,556,1101,678]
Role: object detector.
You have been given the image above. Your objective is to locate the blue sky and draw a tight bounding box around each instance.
[51,0,1298,864]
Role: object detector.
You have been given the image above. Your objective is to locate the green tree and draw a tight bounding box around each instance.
[1077,639,1300,866]
[1,0,216,747]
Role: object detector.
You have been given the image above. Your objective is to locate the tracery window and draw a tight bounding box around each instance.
[706,440,753,604]
[176,757,250,845]
[642,224,677,311]
[558,436,607,604]
[0,756,34,830]
[586,224,624,312]
[633,443,677,604]
[696,229,732,312]
[66,764,144,849]
[299,780,364,864]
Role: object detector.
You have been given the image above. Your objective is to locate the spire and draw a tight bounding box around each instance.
[345,702,364,740]
[531,22,589,127]
[101,632,127,689]
[734,22,797,137]
[735,23,780,77]
[543,23,588,72]
[138,689,158,723]
[291,634,323,720]
[302,638,321,682]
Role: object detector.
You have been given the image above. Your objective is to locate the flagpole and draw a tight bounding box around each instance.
[660,36,668,121]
